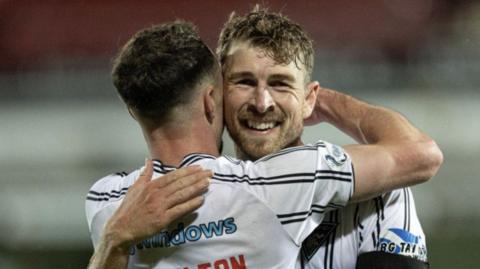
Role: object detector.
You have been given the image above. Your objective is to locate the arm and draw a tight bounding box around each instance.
[87,160,212,269]
[306,87,443,202]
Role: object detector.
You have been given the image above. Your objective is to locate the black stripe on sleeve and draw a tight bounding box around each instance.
[406,188,411,231]
[323,229,330,269]
[379,196,385,220]
[374,197,381,248]
[277,203,342,225]
[213,170,352,186]
[403,188,410,231]
[350,163,356,199]
[328,211,338,269]
[86,187,129,201]
[278,210,325,225]
[371,232,377,249]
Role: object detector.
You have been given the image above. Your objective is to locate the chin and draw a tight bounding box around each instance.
[244,143,281,160]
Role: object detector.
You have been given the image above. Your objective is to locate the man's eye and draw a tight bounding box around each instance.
[236,79,256,86]
[269,81,290,88]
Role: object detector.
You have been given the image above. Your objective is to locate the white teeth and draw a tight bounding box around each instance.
[246,121,276,130]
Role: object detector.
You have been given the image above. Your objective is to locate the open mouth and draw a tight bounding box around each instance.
[242,120,281,132]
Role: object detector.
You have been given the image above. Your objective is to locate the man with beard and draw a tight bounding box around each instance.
[86,18,442,269]
[216,6,436,269]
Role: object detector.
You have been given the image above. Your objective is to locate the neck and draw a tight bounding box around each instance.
[142,120,220,167]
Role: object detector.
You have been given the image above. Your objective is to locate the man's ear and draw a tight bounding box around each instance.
[303,81,320,119]
[203,86,216,124]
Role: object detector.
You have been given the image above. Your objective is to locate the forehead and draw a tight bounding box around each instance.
[224,42,306,81]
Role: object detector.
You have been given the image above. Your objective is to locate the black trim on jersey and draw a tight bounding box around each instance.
[350,163,356,199]
[86,188,129,201]
[323,228,330,269]
[379,196,385,220]
[153,161,173,173]
[277,203,341,224]
[153,167,166,174]
[278,210,324,225]
[326,202,344,209]
[321,210,338,269]
[87,171,169,202]
[403,188,411,231]
[359,232,364,246]
[152,153,216,171]
[114,172,128,177]
[329,211,338,269]
[406,188,411,230]
[213,170,352,186]
[374,197,381,248]
[153,160,176,170]
[179,153,216,167]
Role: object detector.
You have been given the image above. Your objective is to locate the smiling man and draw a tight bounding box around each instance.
[223,42,313,160]
[217,6,437,269]
[222,41,316,161]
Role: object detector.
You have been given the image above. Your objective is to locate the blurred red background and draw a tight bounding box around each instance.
[0,0,469,70]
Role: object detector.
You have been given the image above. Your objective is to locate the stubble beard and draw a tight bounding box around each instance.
[227,118,304,161]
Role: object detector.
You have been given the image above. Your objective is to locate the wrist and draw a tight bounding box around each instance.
[102,220,133,255]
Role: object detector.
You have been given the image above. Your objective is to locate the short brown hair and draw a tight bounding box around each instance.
[217,5,314,81]
[112,21,218,124]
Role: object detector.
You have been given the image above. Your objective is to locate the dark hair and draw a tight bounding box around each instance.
[112,21,218,123]
[217,5,314,81]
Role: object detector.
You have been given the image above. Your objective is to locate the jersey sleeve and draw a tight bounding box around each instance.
[357,188,428,262]
[214,140,354,246]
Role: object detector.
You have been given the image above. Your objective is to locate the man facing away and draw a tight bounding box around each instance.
[216,6,438,269]
[86,20,442,269]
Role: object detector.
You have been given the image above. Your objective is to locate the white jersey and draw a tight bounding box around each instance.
[86,141,354,269]
[301,188,428,269]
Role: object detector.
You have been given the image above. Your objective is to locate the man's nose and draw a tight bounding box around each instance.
[252,86,275,113]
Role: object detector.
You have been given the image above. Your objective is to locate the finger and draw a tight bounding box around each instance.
[162,170,212,197]
[150,165,204,188]
[165,176,210,208]
[138,158,154,183]
[165,196,205,221]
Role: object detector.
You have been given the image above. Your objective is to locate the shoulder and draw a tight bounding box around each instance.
[86,170,138,203]
[85,169,140,227]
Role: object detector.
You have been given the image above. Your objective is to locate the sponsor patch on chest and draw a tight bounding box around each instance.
[301,221,339,261]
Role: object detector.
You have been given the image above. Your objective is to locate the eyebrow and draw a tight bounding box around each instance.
[227,71,254,81]
[268,74,296,83]
[227,72,296,83]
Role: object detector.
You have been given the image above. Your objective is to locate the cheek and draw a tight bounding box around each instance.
[277,97,303,119]
[225,88,249,114]
[223,97,241,126]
